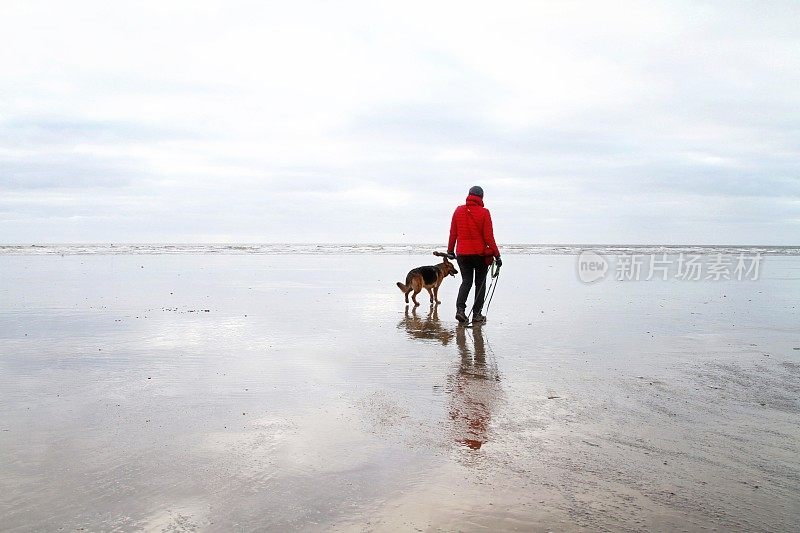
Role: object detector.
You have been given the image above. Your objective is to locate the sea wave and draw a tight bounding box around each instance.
[1,244,798,256]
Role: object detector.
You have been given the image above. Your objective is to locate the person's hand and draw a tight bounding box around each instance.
[447,251,456,260]
[495,256,502,268]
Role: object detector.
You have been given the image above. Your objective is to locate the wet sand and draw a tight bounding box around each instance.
[1,254,799,531]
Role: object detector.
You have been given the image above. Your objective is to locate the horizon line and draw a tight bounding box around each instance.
[2,242,798,248]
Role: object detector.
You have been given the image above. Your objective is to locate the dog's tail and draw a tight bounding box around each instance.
[396,281,408,292]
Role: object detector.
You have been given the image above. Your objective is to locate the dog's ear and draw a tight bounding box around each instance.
[442,256,450,264]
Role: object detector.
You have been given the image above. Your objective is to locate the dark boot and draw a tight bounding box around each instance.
[455,308,468,324]
[472,312,486,323]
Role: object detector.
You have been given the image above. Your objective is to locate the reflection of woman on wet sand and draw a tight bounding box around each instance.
[448,326,502,450]
[397,307,502,450]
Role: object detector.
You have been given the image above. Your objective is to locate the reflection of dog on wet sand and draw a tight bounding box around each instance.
[397,305,454,346]
[396,254,458,307]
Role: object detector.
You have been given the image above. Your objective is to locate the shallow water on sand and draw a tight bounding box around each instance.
[1,254,799,531]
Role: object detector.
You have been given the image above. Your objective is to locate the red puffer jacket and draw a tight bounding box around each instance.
[448,194,500,257]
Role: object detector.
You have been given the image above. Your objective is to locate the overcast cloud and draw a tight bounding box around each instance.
[1,0,798,244]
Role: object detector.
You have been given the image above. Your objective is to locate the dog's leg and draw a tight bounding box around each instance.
[434,284,441,305]
[426,287,434,304]
[404,288,411,304]
[410,278,423,307]
[412,288,421,307]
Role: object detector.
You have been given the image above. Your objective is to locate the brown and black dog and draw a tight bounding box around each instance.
[396,253,458,306]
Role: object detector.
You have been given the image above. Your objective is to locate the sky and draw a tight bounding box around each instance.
[1,0,799,244]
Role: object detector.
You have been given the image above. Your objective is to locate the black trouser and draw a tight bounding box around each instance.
[456,255,489,313]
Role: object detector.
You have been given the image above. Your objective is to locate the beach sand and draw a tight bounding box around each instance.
[1,253,799,531]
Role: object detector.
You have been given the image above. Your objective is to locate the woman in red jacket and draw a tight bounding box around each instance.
[447,186,502,324]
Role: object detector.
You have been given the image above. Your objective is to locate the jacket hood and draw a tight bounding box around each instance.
[466,194,484,207]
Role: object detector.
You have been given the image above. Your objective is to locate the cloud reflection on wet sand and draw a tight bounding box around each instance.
[1,254,798,531]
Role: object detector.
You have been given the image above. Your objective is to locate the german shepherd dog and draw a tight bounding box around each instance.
[397,253,458,306]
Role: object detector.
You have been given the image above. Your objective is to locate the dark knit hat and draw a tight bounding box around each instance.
[468,185,484,198]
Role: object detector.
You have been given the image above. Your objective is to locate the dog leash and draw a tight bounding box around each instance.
[484,260,501,315]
